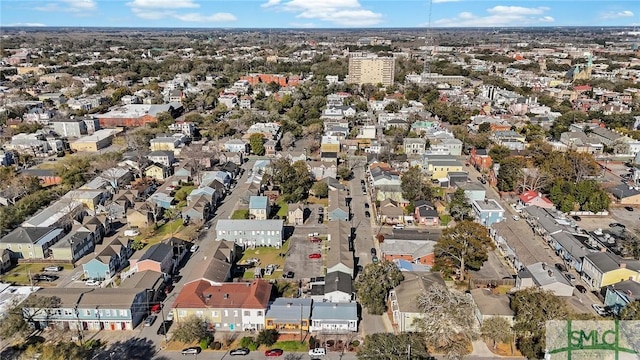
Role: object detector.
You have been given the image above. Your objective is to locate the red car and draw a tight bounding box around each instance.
[308,253,321,259]
[150,303,162,313]
[265,349,283,357]
[309,237,321,243]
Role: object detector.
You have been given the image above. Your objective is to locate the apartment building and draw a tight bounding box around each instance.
[347,56,395,87]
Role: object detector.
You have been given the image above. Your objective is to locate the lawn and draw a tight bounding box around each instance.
[240,241,290,280]
[272,340,308,352]
[134,219,191,247]
[0,263,73,285]
[232,209,249,219]
[440,214,452,226]
[307,196,328,206]
[275,199,288,218]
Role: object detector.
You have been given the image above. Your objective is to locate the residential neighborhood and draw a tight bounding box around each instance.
[1,22,640,360]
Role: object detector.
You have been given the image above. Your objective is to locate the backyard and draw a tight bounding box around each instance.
[240,241,290,280]
[0,263,74,285]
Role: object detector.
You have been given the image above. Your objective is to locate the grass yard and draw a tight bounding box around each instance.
[271,340,308,352]
[0,263,73,285]
[307,196,328,206]
[134,219,190,248]
[275,199,288,218]
[439,214,452,226]
[232,209,249,219]
[240,241,290,280]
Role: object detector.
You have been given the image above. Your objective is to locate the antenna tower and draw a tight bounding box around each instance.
[422,0,434,82]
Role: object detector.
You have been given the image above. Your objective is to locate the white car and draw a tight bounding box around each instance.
[309,348,326,356]
[124,229,140,237]
[512,215,520,221]
[85,279,101,286]
[591,304,609,317]
[190,244,199,253]
[166,312,174,321]
[392,224,405,230]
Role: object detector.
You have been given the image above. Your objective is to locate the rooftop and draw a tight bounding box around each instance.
[472,198,505,212]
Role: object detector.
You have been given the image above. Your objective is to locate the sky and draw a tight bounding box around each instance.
[1,0,639,28]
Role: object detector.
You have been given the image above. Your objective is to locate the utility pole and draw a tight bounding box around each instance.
[299,302,303,343]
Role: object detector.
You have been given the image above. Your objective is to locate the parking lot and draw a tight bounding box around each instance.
[282,226,327,279]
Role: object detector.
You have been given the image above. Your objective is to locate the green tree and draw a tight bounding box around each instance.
[356,333,431,360]
[249,133,265,156]
[449,188,472,222]
[511,288,569,359]
[156,111,174,130]
[478,122,491,133]
[337,165,353,180]
[265,159,313,202]
[256,329,279,346]
[25,341,95,360]
[481,317,513,349]
[171,316,209,343]
[620,301,640,320]
[434,220,494,281]
[354,261,403,315]
[310,181,329,198]
[401,166,431,202]
[496,157,524,192]
[488,145,512,164]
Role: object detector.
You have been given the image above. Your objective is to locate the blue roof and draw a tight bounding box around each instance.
[394,259,431,272]
[249,196,269,209]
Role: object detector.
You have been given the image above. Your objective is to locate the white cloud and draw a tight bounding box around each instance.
[35,0,96,13]
[289,22,316,28]
[126,0,199,9]
[432,0,460,3]
[261,0,281,8]
[602,10,634,19]
[6,23,47,27]
[173,12,237,22]
[263,0,383,26]
[434,5,555,27]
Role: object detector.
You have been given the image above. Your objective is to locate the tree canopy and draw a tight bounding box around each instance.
[264,159,313,202]
[401,166,432,202]
[357,333,431,360]
[434,220,494,281]
[171,315,209,343]
[354,261,404,315]
[249,133,265,156]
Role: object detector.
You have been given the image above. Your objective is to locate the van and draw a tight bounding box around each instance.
[124,228,140,237]
[392,224,404,230]
[44,266,63,272]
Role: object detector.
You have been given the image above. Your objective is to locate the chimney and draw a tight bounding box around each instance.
[548,269,553,277]
[542,263,547,270]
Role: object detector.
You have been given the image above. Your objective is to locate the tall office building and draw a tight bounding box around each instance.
[347,56,395,87]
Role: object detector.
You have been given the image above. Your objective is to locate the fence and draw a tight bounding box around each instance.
[469,277,515,289]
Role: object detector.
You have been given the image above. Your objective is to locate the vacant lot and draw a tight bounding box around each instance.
[240,241,290,280]
[0,263,73,285]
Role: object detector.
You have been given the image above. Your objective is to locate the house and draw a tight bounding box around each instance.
[308,161,338,181]
[25,287,149,331]
[144,164,171,181]
[327,190,350,222]
[455,182,486,202]
[185,240,235,285]
[265,298,312,333]
[19,169,62,186]
[264,140,277,157]
[22,199,84,228]
[126,203,156,229]
[426,158,463,180]
[173,166,193,183]
[0,227,66,260]
[469,148,492,171]
[287,203,304,226]
[310,302,358,333]
[326,220,354,278]
[378,199,404,225]
[604,280,640,315]
[439,138,463,156]
[130,243,174,275]
[49,227,95,263]
[403,138,426,156]
[581,251,640,289]
[249,196,271,221]
[215,220,284,248]
[472,199,505,226]
[188,187,219,207]
[469,288,515,326]
[62,189,109,213]
[1,249,12,273]
[324,271,353,303]
[150,135,183,154]
[172,280,272,332]
[414,200,439,226]
[201,171,232,189]
[147,151,175,168]
[69,129,116,152]
[609,184,640,206]
[224,139,248,153]
[518,191,554,209]
[82,237,134,280]
[181,196,211,223]
[516,262,574,297]
[380,239,436,267]
[389,272,446,332]
[147,192,174,210]
[119,270,165,303]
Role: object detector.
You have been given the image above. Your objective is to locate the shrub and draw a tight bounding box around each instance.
[212,341,222,350]
[240,336,257,348]
[200,337,211,350]
[350,340,360,347]
[256,329,279,346]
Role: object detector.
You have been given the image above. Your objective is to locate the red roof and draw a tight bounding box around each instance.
[519,191,553,205]
[173,280,272,310]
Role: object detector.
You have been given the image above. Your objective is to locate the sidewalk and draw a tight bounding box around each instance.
[470,340,524,359]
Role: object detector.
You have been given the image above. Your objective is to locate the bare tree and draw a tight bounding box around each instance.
[180,143,218,185]
[124,130,154,179]
[414,283,477,360]
[280,131,295,150]
[518,168,551,193]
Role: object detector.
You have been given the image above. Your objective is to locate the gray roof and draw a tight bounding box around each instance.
[311,302,358,321]
[519,262,572,287]
[1,227,64,246]
[585,251,640,273]
[324,271,353,295]
[470,288,514,317]
[216,219,283,232]
[610,184,640,199]
[393,272,445,313]
[609,280,640,301]
[139,243,172,262]
[551,232,589,259]
[120,270,164,290]
[148,150,173,157]
[267,298,312,321]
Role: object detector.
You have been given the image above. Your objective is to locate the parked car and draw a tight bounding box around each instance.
[591,304,609,317]
[44,266,63,272]
[157,320,172,335]
[85,279,101,286]
[609,223,626,228]
[318,215,323,224]
[371,248,377,256]
[364,203,369,208]
[124,229,140,237]
[555,263,568,272]
[512,215,520,221]
[283,271,294,279]
[181,347,202,355]
[308,253,321,259]
[564,273,576,282]
[229,348,250,356]
[309,237,322,243]
[150,303,162,313]
[572,215,582,221]
[34,274,57,282]
[144,315,157,327]
[166,311,174,321]
[575,285,587,293]
[372,255,379,263]
[309,348,326,356]
[392,224,404,230]
[625,206,634,212]
[365,211,370,218]
[190,244,199,253]
[265,349,283,357]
